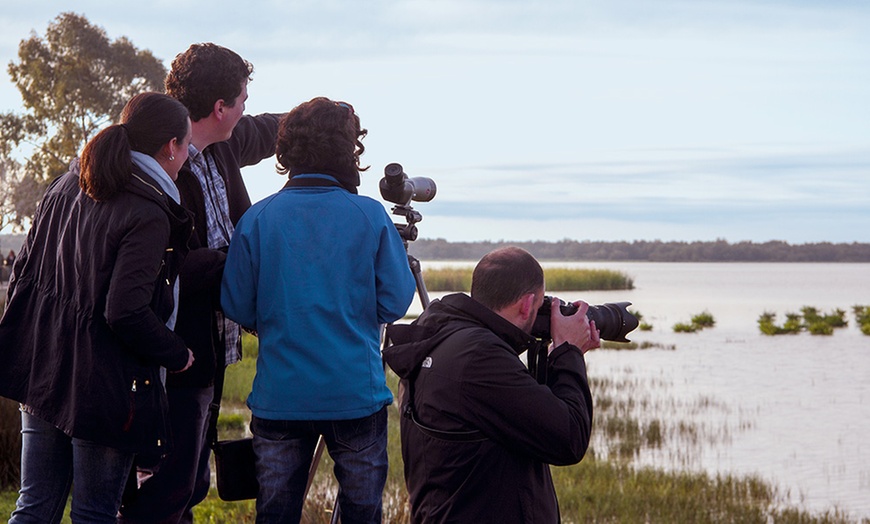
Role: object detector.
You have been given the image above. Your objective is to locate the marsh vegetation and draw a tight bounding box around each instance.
[758,305,870,336]
[188,335,861,523]
[422,267,634,292]
[673,311,717,333]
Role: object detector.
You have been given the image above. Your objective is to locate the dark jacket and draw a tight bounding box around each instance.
[383,293,593,523]
[169,113,281,388]
[0,163,192,453]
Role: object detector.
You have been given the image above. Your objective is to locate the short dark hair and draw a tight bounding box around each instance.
[275,97,368,186]
[471,247,544,311]
[80,92,189,201]
[165,43,253,121]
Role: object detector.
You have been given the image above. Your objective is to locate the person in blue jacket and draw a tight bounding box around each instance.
[221,96,415,523]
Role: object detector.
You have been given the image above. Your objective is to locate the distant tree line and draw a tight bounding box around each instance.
[407,238,870,262]
[5,234,870,265]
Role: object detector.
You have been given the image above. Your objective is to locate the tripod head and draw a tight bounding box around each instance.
[379,163,436,244]
[379,162,436,308]
[391,204,422,243]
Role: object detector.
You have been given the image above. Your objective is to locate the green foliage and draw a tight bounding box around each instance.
[192,494,256,523]
[853,305,870,336]
[222,333,259,406]
[421,266,633,292]
[553,459,856,524]
[1,12,166,227]
[631,309,654,331]
[673,322,700,333]
[673,311,716,333]
[807,321,834,336]
[759,307,853,336]
[801,307,847,329]
[691,311,716,328]
[545,267,634,291]
[419,267,471,292]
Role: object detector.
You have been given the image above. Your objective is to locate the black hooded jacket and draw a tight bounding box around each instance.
[0,163,192,453]
[383,293,594,523]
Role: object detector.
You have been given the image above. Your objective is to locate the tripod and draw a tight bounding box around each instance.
[304,202,430,523]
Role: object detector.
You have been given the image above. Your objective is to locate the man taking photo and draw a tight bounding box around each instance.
[383,246,599,522]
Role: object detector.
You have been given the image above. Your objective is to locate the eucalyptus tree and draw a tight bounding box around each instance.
[0,12,166,228]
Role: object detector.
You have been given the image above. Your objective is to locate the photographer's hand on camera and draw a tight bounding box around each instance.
[549,299,600,354]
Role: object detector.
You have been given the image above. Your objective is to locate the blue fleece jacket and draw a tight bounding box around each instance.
[220,175,416,420]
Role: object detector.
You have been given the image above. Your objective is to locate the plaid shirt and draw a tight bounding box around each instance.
[188,144,242,365]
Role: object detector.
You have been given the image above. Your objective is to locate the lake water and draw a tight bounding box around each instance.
[414,262,870,520]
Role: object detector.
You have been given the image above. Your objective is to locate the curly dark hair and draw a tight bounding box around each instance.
[275,97,369,182]
[165,43,253,121]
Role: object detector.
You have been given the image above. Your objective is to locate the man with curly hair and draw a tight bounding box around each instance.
[118,43,282,524]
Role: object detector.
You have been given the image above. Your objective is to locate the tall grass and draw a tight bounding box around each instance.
[422,267,634,292]
[1,332,860,522]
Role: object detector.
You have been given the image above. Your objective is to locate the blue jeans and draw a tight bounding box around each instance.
[10,410,134,524]
[251,406,388,524]
[118,385,214,524]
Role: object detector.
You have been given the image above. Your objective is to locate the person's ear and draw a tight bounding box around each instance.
[162,137,179,162]
[518,293,536,321]
[213,99,226,120]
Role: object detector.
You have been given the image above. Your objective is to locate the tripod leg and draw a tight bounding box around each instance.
[407,254,431,309]
[304,435,326,499]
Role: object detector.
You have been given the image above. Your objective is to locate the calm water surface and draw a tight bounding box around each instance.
[417,262,870,520]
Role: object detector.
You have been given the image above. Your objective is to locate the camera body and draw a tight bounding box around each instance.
[531,296,638,343]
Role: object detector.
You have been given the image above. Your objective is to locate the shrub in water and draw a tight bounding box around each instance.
[673,311,716,333]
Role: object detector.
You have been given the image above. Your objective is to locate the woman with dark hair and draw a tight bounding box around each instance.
[0,92,195,523]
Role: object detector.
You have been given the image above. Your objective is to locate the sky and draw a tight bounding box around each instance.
[1,0,868,243]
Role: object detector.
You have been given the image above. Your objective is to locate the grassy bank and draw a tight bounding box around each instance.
[1,334,863,523]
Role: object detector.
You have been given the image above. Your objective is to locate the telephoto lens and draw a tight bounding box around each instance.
[531,296,639,343]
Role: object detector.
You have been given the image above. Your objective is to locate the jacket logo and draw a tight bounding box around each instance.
[422,356,433,368]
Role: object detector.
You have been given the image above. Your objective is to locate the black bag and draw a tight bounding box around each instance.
[209,359,258,501]
[212,437,259,501]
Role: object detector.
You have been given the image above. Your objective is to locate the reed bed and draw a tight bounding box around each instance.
[422,267,634,292]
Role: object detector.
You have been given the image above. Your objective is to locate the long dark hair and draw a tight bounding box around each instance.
[80,92,189,201]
